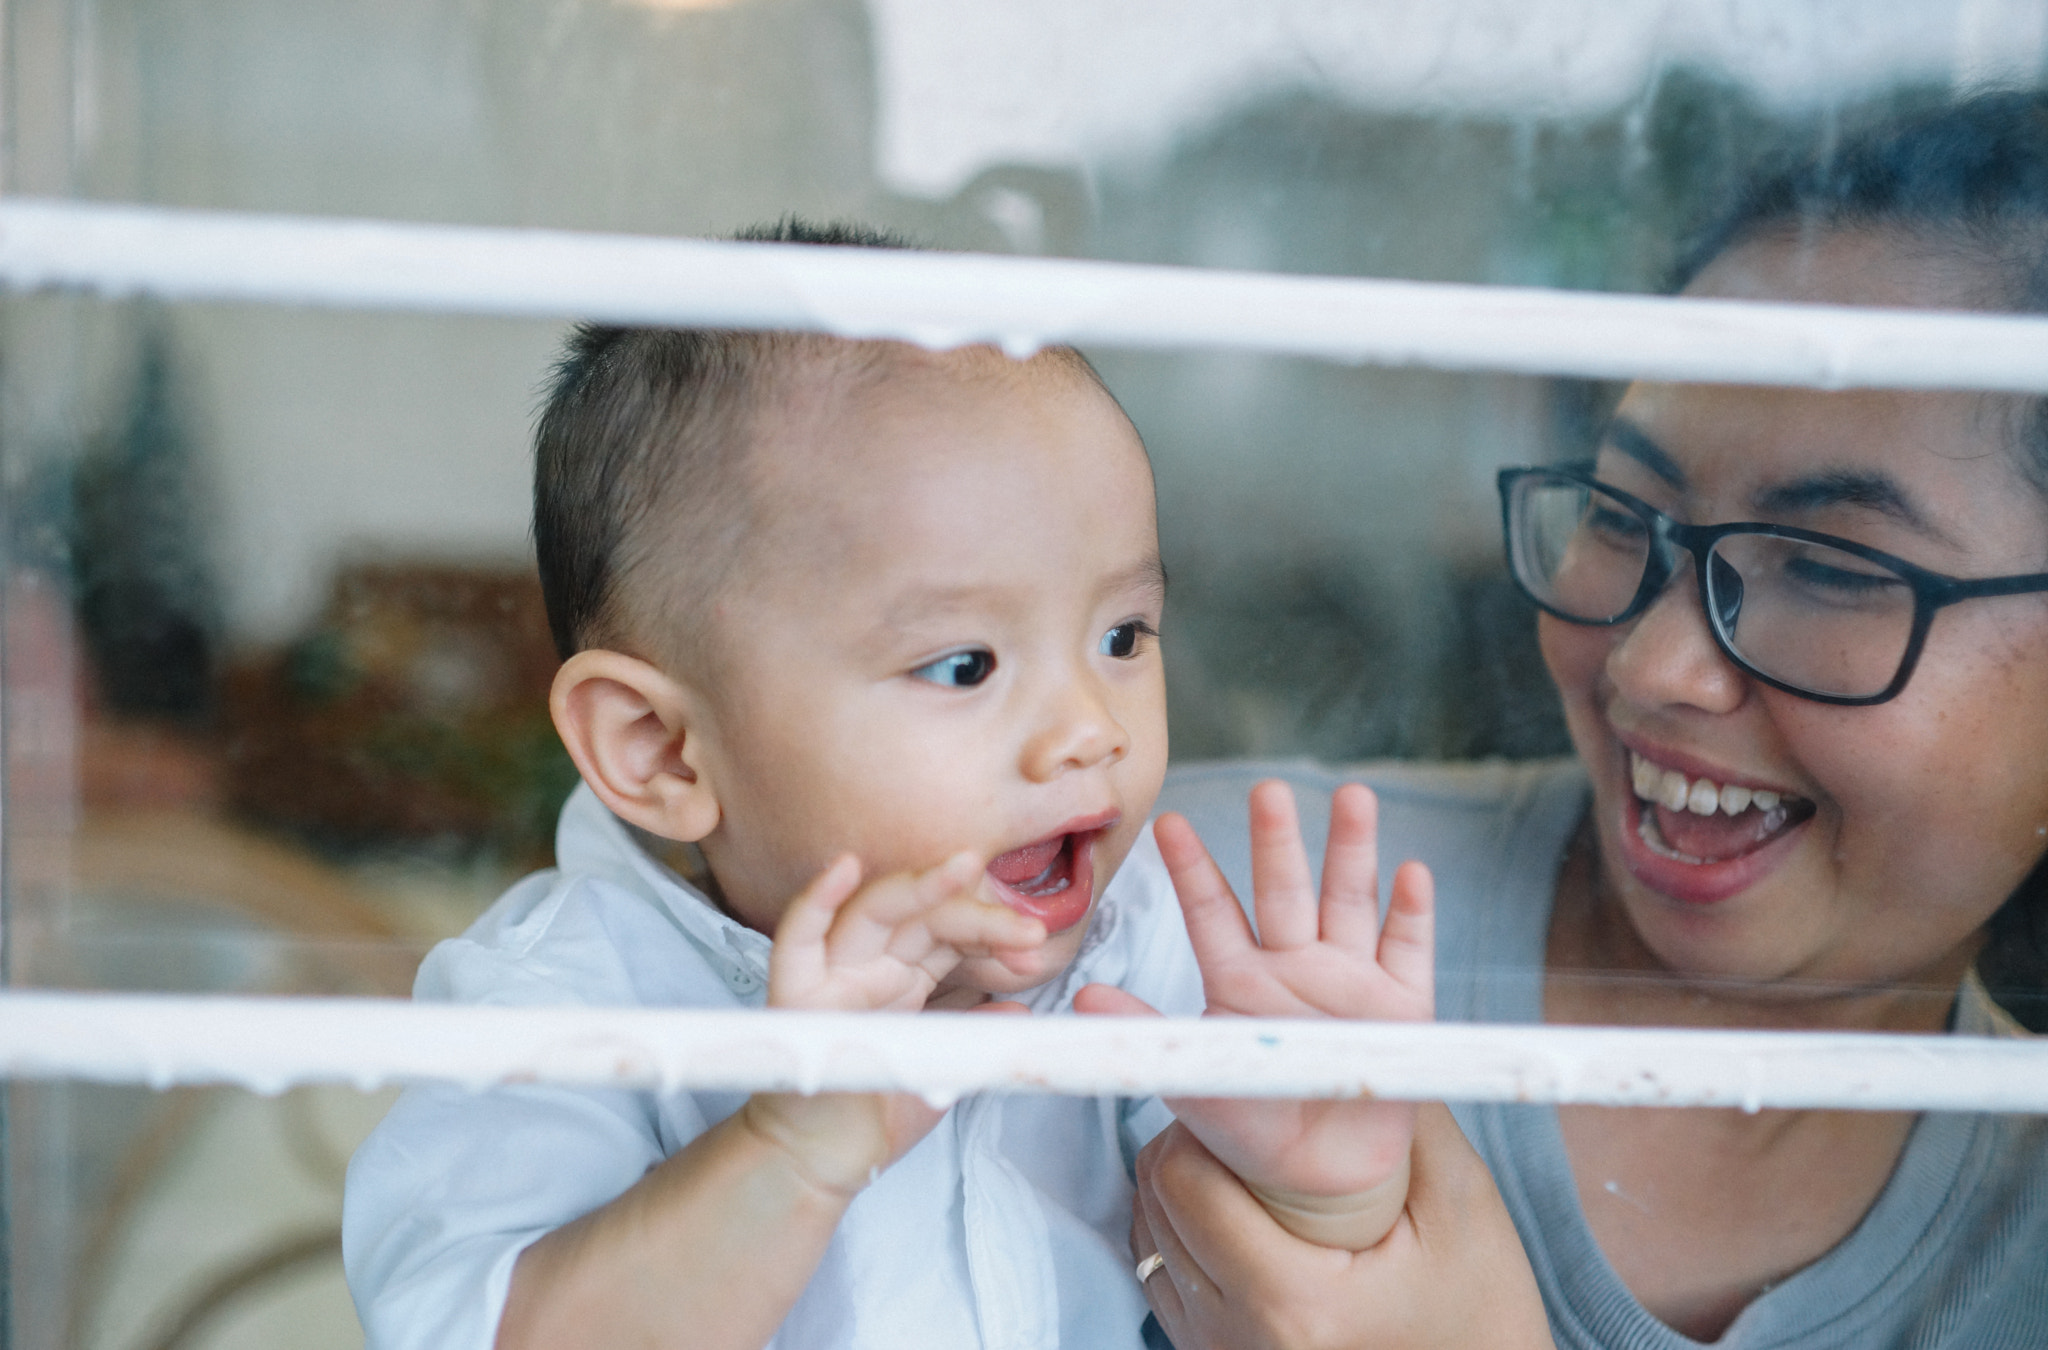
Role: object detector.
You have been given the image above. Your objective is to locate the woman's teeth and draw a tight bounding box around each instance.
[1629,752,1780,817]
[1627,751,1807,865]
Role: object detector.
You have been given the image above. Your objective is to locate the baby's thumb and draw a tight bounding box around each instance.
[1072,983,1163,1017]
[773,853,864,951]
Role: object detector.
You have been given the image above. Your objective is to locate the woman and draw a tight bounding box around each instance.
[1131,93,2048,1348]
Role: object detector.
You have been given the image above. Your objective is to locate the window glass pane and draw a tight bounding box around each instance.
[7,3,2043,1346]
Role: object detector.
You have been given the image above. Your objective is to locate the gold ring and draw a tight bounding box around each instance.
[1135,1252,1166,1283]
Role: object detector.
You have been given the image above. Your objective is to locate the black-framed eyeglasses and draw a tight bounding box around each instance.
[1498,464,2048,705]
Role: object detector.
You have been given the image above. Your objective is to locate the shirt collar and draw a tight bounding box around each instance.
[554,783,772,1000]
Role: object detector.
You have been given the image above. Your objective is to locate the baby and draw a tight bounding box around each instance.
[342,224,1433,1350]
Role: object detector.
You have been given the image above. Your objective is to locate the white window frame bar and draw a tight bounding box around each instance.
[4,198,2046,1111]
[7,199,2048,392]
[0,992,2040,1113]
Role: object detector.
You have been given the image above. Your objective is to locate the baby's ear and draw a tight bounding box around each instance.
[549,649,721,843]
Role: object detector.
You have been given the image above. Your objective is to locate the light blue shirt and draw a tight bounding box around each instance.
[343,784,1204,1350]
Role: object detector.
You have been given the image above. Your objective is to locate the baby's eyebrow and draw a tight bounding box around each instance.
[1100,556,1168,605]
[876,557,1166,632]
[879,582,1018,630]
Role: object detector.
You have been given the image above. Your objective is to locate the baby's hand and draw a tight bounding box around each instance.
[768,851,1045,1013]
[742,854,1047,1197]
[1159,780,1434,1248]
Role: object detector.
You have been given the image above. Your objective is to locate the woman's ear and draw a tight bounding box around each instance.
[549,649,722,843]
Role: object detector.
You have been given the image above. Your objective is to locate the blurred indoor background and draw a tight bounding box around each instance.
[1,1,2042,1345]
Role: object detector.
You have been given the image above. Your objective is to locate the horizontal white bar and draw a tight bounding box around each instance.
[0,991,2039,1113]
[7,198,2048,392]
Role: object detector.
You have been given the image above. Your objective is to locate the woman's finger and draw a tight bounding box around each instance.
[1155,812,1259,976]
[1132,1129,1213,1343]
[1248,781,1320,949]
[1128,1192,1193,1343]
[1145,1121,1351,1309]
[1400,1103,1554,1345]
[1377,860,1437,1008]
[1318,782,1383,954]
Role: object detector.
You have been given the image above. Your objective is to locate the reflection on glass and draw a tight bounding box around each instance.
[5,2,2048,1346]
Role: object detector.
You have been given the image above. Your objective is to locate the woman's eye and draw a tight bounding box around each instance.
[1099,621,1155,659]
[912,649,996,687]
[1780,552,1907,603]
[1582,502,1647,547]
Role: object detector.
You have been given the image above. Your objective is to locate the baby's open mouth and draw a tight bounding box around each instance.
[983,814,1115,935]
[987,833,1076,898]
[1629,751,1816,865]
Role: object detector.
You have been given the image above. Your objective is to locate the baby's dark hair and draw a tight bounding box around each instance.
[1676,91,2048,1022]
[533,217,1113,669]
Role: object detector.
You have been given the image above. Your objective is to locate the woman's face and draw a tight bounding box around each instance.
[1544,228,2048,988]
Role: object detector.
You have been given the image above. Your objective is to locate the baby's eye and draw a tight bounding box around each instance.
[1098,621,1157,659]
[912,649,996,687]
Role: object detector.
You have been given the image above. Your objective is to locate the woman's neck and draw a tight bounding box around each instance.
[1542,819,1975,1035]
[1544,823,1958,1339]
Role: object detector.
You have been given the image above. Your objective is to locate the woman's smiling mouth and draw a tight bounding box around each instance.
[1628,751,1815,864]
[1615,749,1817,905]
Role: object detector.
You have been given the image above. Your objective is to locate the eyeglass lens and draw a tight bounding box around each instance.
[1510,474,1918,700]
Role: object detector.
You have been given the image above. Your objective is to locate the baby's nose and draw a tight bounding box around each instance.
[1022,681,1130,781]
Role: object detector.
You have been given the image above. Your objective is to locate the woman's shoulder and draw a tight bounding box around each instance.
[1958,967,2034,1039]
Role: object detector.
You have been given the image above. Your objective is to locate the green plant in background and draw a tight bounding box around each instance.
[69,318,222,726]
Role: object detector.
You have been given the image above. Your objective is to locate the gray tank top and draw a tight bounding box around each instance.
[1159,757,2048,1350]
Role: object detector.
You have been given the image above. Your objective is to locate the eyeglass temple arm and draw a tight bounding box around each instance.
[1940,571,2048,602]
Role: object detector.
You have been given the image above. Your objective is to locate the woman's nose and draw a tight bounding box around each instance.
[1606,561,1748,714]
[1021,676,1131,782]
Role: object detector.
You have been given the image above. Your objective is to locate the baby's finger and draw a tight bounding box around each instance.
[915,888,1045,959]
[768,854,863,998]
[833,852,982,965]
[1319,782,1382,954]
[1248,781,1319,949]
[1072,983,1163,1017]
[1155,812,1259,977]
[1377,860,1436,1011]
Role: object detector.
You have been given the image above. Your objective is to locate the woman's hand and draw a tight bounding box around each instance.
[1129,1108,1555,1350]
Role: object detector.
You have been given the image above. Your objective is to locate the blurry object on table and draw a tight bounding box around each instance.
[221,561,575,866]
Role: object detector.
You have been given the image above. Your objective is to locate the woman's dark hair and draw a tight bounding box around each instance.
[1677,90,2048,1024]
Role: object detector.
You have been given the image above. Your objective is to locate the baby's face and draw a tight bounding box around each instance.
[689,350,1168,997]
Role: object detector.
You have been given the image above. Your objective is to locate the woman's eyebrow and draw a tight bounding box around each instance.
[1605,416,1956,547]
[1750,470,1954,545]
[1602,418,1686,489]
